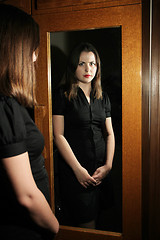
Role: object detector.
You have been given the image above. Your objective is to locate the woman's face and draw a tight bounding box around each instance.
[75,51,97,86]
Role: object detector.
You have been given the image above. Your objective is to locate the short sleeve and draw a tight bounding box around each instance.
[52,88,66,115]
[103,92,111,118]
[0,96,27,158]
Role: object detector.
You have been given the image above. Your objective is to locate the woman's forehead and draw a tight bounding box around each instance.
[79,51,96,61]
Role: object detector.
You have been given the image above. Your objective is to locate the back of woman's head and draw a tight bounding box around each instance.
[0,4,40,107]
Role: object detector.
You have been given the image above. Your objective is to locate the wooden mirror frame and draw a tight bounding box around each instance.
[33,3,142,240]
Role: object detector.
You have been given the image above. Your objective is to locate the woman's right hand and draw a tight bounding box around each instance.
[74,166,97,188]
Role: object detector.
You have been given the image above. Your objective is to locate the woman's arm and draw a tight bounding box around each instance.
[2,152,59,234]
[92,117,115,184]
[104,117,115,169]
[52,115,96,188]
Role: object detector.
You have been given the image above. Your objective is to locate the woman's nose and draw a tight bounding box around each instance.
[85,64,89,72]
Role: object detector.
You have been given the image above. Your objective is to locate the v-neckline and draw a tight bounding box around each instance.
[78,87,91,105]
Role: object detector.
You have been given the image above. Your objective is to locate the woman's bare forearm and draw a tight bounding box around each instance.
[2,153,59,235]
[105,132,115,168]
[54,135,81,172]
[19,188,59,234]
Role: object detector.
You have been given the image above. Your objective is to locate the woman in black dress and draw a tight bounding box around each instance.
[52,42,115,229]
[0,4,59,239]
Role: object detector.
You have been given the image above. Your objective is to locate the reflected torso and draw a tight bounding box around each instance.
[53,87,114,228]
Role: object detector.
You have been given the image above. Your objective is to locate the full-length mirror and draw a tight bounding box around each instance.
[51,27,122,233]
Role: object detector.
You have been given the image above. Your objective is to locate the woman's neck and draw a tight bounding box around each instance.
[78,82,91,97]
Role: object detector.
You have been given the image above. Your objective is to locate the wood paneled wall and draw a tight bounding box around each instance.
[0,0,31,14]
[5,1,160,239]
[32,0,141,14]
[33,2,142,240]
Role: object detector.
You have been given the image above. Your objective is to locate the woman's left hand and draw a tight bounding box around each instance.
[92,164,112,186]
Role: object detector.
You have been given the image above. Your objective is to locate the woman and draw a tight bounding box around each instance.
[0,4,59,239]
[52,42,115,229]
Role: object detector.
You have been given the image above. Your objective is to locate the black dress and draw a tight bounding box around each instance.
[0,95,51,240]
[52,87,112,225]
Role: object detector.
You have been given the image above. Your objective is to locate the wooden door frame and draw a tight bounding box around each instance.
[33,3,142,240]
[142,0,160,239]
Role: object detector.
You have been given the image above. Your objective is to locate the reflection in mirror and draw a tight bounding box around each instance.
[51,28,122,233]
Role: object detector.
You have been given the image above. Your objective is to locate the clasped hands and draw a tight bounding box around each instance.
[74,164,112,189]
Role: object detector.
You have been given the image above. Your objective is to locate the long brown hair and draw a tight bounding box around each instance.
[0,4,39,107]
[61,42,102,100]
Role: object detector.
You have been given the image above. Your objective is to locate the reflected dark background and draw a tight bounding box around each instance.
[51,27,122,233]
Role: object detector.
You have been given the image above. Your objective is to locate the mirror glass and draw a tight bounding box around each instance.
[51,27,122,233]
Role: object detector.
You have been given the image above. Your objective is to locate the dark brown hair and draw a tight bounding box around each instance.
[0,4,40,107]
[61,42,102,100]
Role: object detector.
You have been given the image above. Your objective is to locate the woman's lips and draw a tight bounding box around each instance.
[84,75,91,78]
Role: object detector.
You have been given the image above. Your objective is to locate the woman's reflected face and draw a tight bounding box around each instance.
[75,51,97,85]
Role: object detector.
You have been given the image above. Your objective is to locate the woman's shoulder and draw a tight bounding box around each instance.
[101,91,110,103]
[0,95,27,151]
[52,87,67,104]
[0,94,20,105]
[52,87,67,115]
[0,95,24,118]
[102,91,109,98]
[101,91,111,115]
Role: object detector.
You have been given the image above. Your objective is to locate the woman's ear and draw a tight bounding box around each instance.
[32,51,38,62]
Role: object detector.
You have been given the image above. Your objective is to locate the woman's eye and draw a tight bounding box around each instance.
[79,62,84,66]
[90,62,96,66]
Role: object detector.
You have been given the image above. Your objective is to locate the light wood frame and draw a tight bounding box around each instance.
[33,3,142,240]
